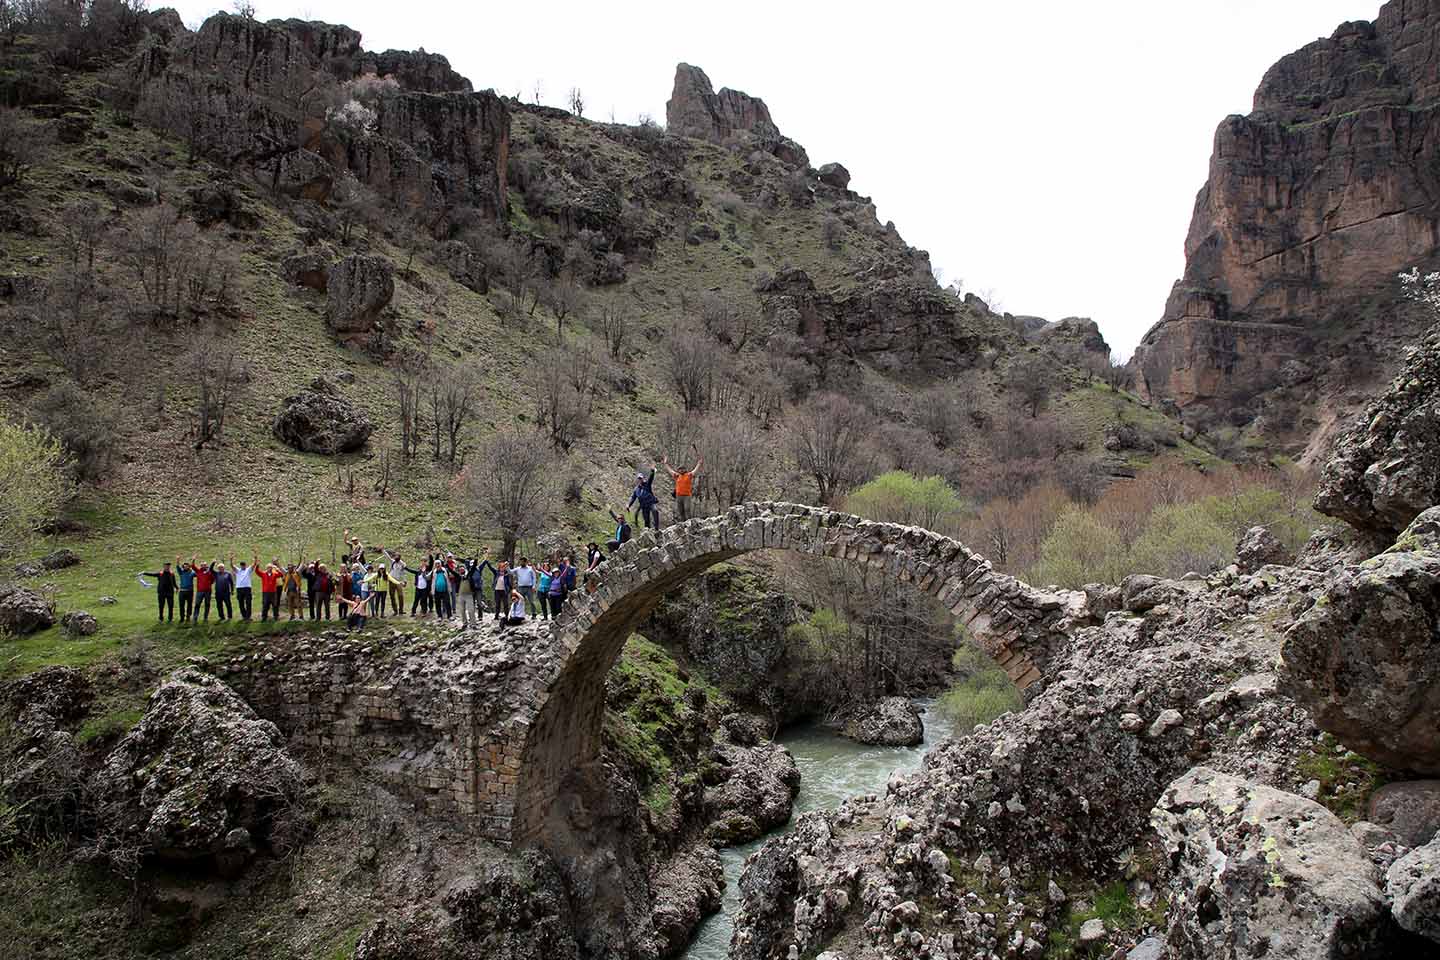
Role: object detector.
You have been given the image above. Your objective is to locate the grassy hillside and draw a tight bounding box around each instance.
[0,19,1223,683]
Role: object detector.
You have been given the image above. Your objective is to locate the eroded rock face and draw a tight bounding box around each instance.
[665,63,808,168]
[1133,1,1440,420]
[273,377,373,454]
[281,251,331,291]
[1281,508,1440,773]
[0,584,56,635]
[131,13,509,220]
[353,851,579,960]
[326,254,394,341]
[1152,767,1393,959]
[842,696,923,747]
[95,667,305,864]
[1316,326,1440,540]
[648,843,723,958]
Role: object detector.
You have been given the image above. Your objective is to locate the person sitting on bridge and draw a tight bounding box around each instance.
[662,450,703,522]
[606,509,632,552]
[585,542,605,581]
[342,589,371,631]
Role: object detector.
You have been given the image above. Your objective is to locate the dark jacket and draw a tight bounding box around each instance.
[143,570,178,595]
[627,468,657,509]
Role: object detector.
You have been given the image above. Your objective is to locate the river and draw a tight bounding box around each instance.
[681,701,961,959]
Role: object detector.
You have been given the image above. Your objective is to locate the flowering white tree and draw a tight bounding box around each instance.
[1400,267,1440,312]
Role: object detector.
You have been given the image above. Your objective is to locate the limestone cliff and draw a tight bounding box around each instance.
[1133,0,1440,446]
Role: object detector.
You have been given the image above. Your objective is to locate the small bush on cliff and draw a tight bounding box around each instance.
[937,645,1021,731]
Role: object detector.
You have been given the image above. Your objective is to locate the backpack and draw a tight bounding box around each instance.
[469,565,486,592]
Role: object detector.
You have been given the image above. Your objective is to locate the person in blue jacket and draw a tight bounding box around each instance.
[627,466,659,529]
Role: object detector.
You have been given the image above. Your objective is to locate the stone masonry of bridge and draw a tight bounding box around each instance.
[197,502,1090,846]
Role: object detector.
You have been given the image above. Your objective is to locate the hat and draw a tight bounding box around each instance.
[636,472,646,480]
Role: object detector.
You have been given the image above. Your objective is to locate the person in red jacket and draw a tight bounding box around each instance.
[256,553,284,622]
[189,556,216,622]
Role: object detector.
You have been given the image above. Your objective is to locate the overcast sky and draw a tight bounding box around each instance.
[172,1,1383,357]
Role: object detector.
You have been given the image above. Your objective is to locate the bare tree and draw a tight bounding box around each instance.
[547,277,586,342]
[1005,354,1052,419]
[568,86,585,118]
[0,106,47,187]
[698,413,767,508]
[392,351,427,460]
[188,338,243,450]
[0,0,18,44]
[789,392,872,504]
[37,277,111,384]
[462,429,557,561]
[333,174,380,245]
[530,355,589,451]
[698,292,755,353]
[56,199,106,274]
[596,301,630,361]
[113,203,197,315]
[429,363,477,465]
[665,321,721,412]
[916,379,979,448]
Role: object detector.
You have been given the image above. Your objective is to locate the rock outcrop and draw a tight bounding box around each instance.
[1316,325,1440,540]
[129,13,509,222]
[758,268,996,375]
[731,560,1335,960]
[665,63,808,168]
[1369,780,1440,848]
[0,584,55,635]
[1281,507,1440,774]
[272,377,374,454]
[703,730,800,846]
[326,254,394,343]
[1133,1,1440,428]
[1152,767,1395,959]
[95,667,305,865]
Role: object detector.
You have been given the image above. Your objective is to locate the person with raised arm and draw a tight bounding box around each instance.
[141,560,178,623]
[257,553,283,622]
[627,466,660,529]
[175,556,196,623]
[230,554,254,621]
[193,555,215,623]
[662,449,704,522]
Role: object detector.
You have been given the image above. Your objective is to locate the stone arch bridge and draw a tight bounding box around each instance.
[218,502,1090,847]
[511,501,1088,846]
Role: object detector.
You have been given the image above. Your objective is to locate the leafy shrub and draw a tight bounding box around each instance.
[1029,510,1128,588]
[844,470,966,533]
[937,645,1022,731]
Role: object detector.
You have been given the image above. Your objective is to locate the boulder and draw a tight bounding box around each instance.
[1280,510,1440,773]
[1369,781,1440,848]
[1386,838,1440,944]
[1316,325,1440,541]
[816,162,851,190]
[60,611,98,637]
[272,377,373,455]
[648,843,723,958]
[842,697,923,747]
[326,255,394,338]
[704,737,799,846]
[1235,525,1293,573]
[281,252,331,291]
[40,548,79,570]
[95,667,305,864]
[685,222,720,245]
[1151,767,1393,959]
[0,584,56,635]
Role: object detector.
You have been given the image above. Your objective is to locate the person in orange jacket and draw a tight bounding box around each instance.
[663,450,703,521]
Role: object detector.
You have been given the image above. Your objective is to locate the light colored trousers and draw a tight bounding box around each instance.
[458,593,478,627]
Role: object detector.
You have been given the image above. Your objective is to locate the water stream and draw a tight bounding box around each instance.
[682,701,961,959]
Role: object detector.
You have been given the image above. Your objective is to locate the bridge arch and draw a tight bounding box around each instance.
[506,501,1088,848]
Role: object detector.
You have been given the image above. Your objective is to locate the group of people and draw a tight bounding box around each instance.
[136,457,706,633]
